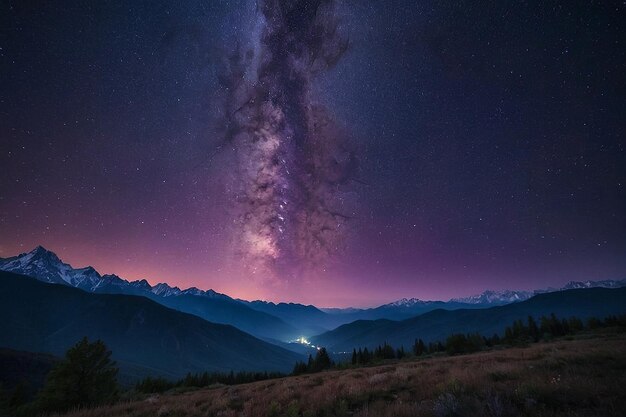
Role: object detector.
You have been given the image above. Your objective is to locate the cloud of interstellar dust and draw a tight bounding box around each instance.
[214,0,359,286]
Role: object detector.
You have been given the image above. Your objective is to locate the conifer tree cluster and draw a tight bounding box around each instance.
[413,338,445,356]
[444,333,486,355]
[135,370,285,394]
[503,314,587,344]
[321,313,626,372]
[350,342,406,365]
[292,348,333,375]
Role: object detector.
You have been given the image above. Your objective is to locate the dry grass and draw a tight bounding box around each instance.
[56,332,626,417]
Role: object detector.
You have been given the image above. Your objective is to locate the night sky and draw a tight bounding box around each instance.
[1,1,624,307]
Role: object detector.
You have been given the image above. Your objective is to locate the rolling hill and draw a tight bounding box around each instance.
[311,286,626,351]
[0,270,303,379]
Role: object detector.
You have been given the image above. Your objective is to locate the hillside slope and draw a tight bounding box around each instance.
[48,333,626,417]
[0,271,302,378]
[0,247,298,341]
[311,287,626,350]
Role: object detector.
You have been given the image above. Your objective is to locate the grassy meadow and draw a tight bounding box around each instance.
[52,330,626,417]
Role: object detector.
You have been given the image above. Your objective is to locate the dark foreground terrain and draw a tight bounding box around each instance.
[54,330,626,417]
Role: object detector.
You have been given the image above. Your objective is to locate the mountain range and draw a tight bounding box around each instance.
[1,246,624,341]
[0,246,300,342]
[1,245,625,383]
[311,286,626,351]
[0,270,302,379]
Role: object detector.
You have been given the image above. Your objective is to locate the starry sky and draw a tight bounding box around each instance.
[0,1,624,307]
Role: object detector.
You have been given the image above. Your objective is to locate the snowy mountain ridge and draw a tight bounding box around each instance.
[450,289,535,305]
[0,246,230,301]
[449,280,626,305]
[383,298,437,307]
[2,246,625,309]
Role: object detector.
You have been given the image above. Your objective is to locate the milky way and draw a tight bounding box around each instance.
[215,0,358,282]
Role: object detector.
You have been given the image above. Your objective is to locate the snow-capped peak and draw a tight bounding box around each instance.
[14,246,62,268]
[384,298,431,307]
[0,246,231,302]
[450,279,626,305]
[179,287,230,299]
[151,283,182,297]
[0,245,101,290]
[451,290,535,305]
[561,280,625,290]
[181,287,206,296]
[129,279,152,291]
[204,289,227,298]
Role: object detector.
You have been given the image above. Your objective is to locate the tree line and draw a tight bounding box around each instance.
[292,347,333,375]
[135,369,285,394]
[323,313,626,369]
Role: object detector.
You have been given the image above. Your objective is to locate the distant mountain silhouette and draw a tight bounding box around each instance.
[0,270,303,379]
[311,287,626,351]
[2,246,624,340]
[0,247,298,341]
[242,300,332,335]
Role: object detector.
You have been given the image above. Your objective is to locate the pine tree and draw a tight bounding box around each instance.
[396,346,405,359]
[374,345,382,360]
[446,334,468,355]
[550,313,564,336]
[413,338,425,356]
[381,342,395,359]
[528,315,539,342]
[504,326,514,342]
[313,348,332,372]
[568,317,583,332]
[362,347,371,364]
[351,349,357,365]
[37,337,118,413]
[293,361,308,375]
